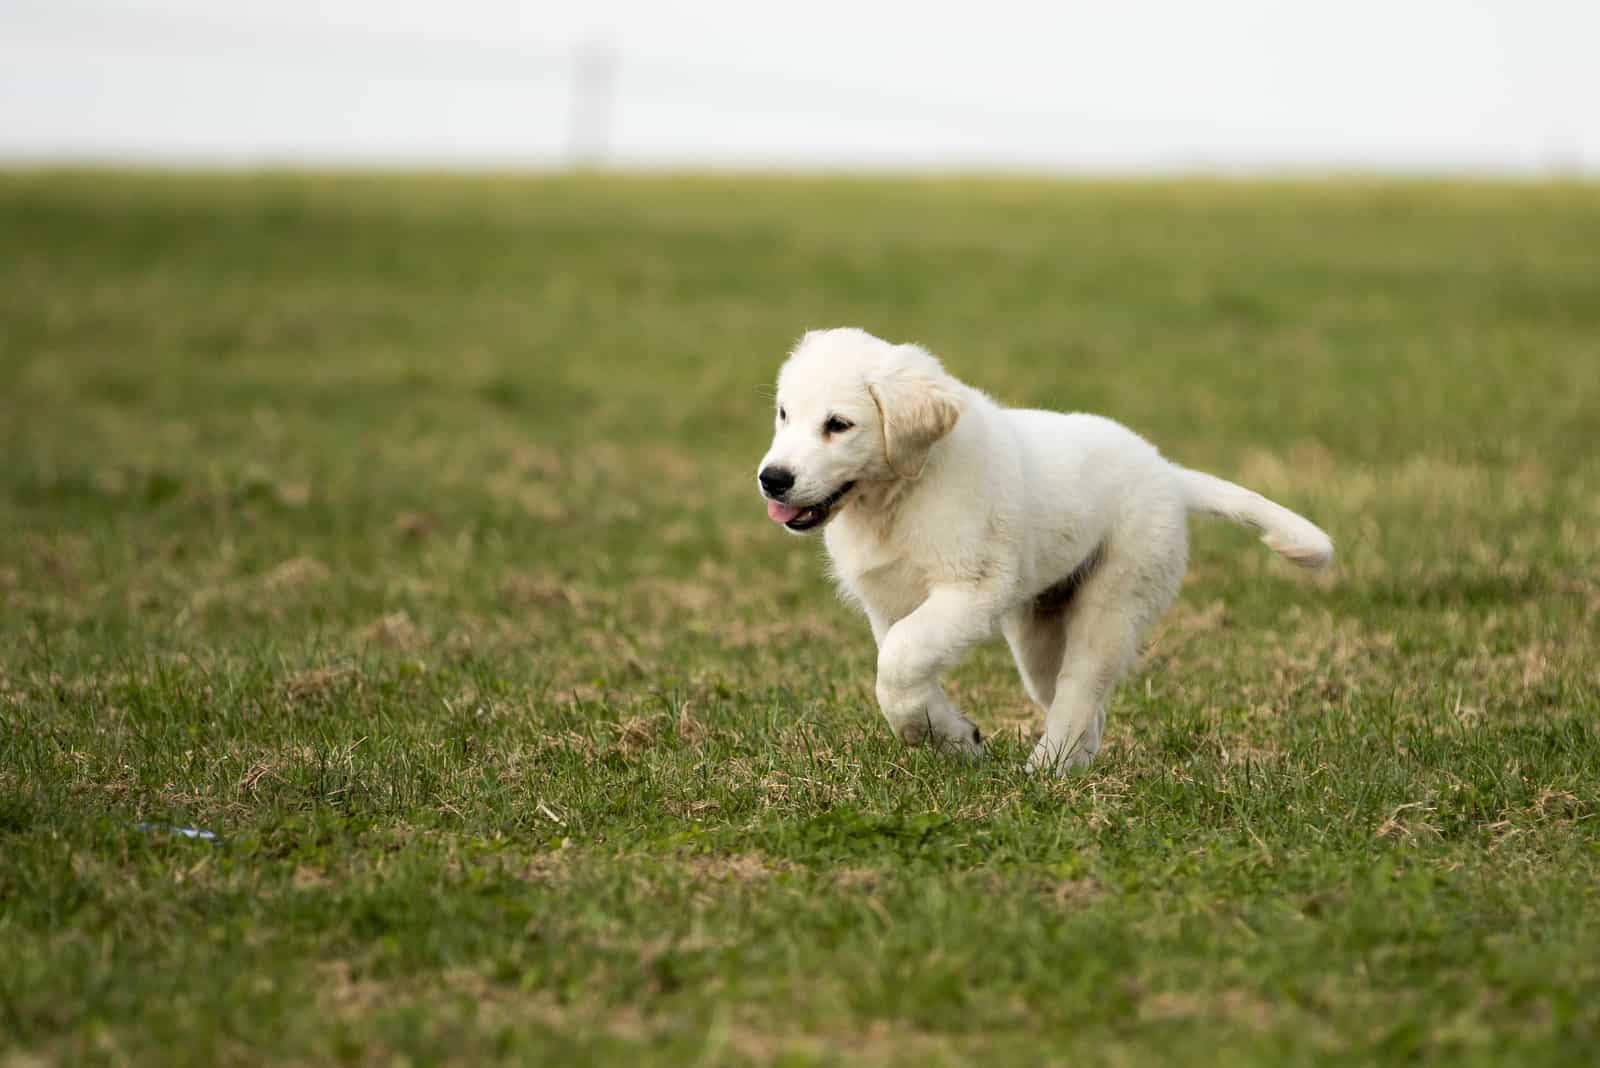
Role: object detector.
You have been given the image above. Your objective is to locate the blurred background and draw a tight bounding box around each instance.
[4,0,1598,174]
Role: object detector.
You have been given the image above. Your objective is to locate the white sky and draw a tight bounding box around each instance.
[2,0,1597,172]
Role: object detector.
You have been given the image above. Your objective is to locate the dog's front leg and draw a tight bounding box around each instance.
[874,586,995,760]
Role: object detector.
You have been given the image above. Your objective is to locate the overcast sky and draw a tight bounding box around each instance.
[3,0,1597,172]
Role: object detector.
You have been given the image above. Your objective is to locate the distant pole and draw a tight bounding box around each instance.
[568,41,617,168]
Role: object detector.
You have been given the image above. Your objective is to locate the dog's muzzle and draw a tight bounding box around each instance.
[764,481,856,531]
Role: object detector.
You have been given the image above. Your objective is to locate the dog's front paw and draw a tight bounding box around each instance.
[937,719,986,763]
[1025,734,1095,777]
[895,716,985,762]
[879,684,984,762]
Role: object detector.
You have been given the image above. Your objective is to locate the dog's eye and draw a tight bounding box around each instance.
[777,406,787,422]
[823,415,854,436]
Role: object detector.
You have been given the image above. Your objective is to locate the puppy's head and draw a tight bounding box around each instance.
[757,328,962,534]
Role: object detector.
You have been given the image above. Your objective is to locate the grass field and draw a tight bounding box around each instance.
[2,171,1598,1066]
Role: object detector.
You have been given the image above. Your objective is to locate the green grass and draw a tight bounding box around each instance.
[2,171,1598,1066]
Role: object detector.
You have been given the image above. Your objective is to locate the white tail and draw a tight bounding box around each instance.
[1176,467,1334,570]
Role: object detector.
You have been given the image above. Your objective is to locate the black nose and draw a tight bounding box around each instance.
[759,465,795,498]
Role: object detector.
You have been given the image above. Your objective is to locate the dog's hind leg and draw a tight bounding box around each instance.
[1026,607,1137,774]
[1027,534,1185,776]
[1003,542,1106,713]
[1002,604,1067,712]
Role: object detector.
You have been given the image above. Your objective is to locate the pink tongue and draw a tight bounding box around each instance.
[766,499,802,524]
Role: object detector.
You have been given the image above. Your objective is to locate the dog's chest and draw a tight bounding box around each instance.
[847,558,931,624]
[826,524,930,625]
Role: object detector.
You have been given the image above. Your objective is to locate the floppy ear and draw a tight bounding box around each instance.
[867,349,962,479]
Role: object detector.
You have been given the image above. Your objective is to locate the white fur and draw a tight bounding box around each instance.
[757,328,1333,775]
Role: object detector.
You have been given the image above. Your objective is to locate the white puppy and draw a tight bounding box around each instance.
[757,328,1332,774]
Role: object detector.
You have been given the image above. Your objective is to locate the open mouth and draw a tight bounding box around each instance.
[765,481,856,531]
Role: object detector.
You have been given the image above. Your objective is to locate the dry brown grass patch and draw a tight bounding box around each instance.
[831,867,886,892]
[261,555,331,591]
[392,510,437,540]
[612,713,666,757]
[23,533,87,588]
[547,683,607,708]
[1375,801,1443,844]
[677,851,794,884]
[1045,877,1103,905]
[498,573,585,612]
[292,865,331,891]
[714,1015,967,1067]
[1137,988,1280,1033]
[665,797,722,819]
[358,611,423,650]
[721,618,847,650]
[1145,598,1230,665]
[1531,788,1587,822]
[313,960,649,1044]
[237,759,284,796]
[280,663,360,702]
